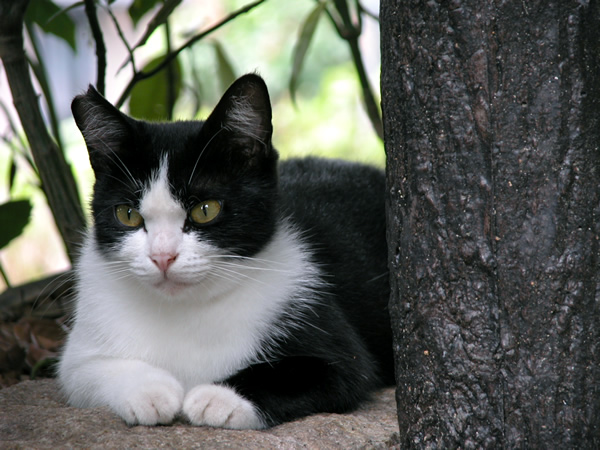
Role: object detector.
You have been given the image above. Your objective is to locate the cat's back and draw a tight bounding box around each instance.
[278,158,386,258]
[278,157,386,233]
[277,157,387,278]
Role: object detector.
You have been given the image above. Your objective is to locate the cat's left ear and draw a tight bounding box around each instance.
[205,73,273,148]
[71,85,135,173]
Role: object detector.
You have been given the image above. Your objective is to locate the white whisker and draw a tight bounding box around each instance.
[31,271,77,315]
[188,127,225,184]
[213,261,293,274]
[207,264,271,287]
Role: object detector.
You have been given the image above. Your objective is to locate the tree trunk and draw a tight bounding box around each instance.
[381,0,599,447]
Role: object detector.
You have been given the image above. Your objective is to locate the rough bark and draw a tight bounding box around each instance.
[381,0,600,447]
[0,0,86,261]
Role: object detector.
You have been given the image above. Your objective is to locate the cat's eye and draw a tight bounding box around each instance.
[115,205,143,228]
[190,200,222,225]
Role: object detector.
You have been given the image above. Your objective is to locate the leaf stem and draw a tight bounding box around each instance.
[24,23,64,151]
[164,20,176,120]
[116,0,267,108]
[0,260,11,288]
[106,3,137,78]
[326,0,383,140]
[0,0,86,261]
[83,0,106,94]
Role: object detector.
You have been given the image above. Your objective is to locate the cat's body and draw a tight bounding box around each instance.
[58,74,393,428]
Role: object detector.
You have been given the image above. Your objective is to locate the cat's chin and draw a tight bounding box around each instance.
[151,279,195,297]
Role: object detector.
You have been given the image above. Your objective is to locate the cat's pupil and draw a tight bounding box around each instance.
[115,204,143,228]
[190,200,222,225]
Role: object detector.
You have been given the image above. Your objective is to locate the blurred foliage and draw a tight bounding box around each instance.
[290,2,327,104]
[129,54,182,120]
[24,0,77,51]
[0,200,31,251]
[0,200,31,287]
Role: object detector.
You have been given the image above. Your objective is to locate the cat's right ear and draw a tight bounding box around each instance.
[71,85,133,172]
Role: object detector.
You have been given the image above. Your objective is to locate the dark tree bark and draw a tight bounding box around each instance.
[381,0,599,447]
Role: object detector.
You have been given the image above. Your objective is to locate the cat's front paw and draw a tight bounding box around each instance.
[117,371,184,426]
[183,384,265,430]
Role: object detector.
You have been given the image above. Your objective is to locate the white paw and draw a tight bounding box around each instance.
[115,371,184,426]
[183,384,265,429]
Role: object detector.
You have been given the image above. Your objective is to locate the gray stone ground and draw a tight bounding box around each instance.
[0,380,399,449]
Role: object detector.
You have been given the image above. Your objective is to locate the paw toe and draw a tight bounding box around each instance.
[183,385,264,429]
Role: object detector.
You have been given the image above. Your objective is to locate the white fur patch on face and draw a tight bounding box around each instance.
[140,163,185,261]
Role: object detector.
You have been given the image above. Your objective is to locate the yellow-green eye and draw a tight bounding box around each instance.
[190,200,222,224]
[115,205,143,227]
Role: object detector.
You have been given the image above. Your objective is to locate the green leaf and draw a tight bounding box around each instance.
[131,0,182,49]
[213,41,236,94]
[128,0,161,26]
[186,52,204,114]
[8,158,17,194]
[289,2,326,104]
[25,0,77,51]
[129,56,182,120]
[0,200,32,250]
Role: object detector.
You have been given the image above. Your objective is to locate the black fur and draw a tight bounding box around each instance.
[225,157,393,426]
[72,74,393,426]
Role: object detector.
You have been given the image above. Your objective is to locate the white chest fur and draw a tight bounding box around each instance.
[61,161,321,393]
[66,224,319,392]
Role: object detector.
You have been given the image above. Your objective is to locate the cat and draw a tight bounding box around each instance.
[57,73,393,429]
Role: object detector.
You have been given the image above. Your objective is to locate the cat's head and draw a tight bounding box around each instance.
[73,74,279,297]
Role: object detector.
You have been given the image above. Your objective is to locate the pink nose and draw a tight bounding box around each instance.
[151,253,178,272]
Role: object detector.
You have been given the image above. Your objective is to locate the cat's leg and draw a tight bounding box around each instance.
[182,384,266,429]
[58,357,184,426]
[222,353,380,428]
[182,355,379,429]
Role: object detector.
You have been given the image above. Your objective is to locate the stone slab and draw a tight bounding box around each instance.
[0,380,399,449]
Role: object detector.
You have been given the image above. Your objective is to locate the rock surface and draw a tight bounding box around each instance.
[0,380,399,448]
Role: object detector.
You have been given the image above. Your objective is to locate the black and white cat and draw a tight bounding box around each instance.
[58,74,393,429]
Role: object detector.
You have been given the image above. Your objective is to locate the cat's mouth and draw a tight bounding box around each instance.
[152,278,193,295]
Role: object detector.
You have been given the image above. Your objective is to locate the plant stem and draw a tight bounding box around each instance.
[116,0,267,108]
[84,0,106,94]
[326,0,383,140]
[25,23,64,152]
[0,0,86,262]
[165,20,176,120]
[0,260,11,288]
[346,35,383,140]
